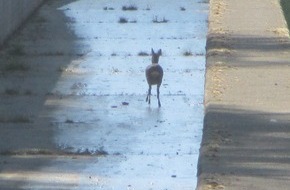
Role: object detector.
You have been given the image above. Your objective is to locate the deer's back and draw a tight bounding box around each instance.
[146,64,163,85]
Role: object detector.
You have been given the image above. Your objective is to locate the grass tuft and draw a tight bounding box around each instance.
[180,7,186,11]
[152,16,169,23]
[122,5,138,11]
[65,119,74,123]
[4,89,19,95]
[138,51,149,56]
[145,6,151,11]
[103,6,114,10]
[118,17,136,24]
[183,50,194,56]
[118,17,128,23]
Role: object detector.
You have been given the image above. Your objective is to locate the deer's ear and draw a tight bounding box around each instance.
[158,49,162,55]
[151,48,154,54]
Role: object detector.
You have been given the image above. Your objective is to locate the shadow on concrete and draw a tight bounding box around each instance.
[0,0,82,189]
[205,33,290,70]
[207,34,290,52]
[0,0,78,151]
[198,104,290,185]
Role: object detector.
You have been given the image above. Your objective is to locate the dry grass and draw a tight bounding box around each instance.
[122,5,138,11]
[183,50,193,56]
[152,16,169,23]
[138,51,149,56]
[118,17,128,23]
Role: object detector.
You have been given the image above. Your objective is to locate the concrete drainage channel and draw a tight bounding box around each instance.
[0,0,208,189]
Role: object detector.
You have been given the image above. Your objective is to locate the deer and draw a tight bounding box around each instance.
[145,48,164,107]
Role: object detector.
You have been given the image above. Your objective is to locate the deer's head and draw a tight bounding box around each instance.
[151,48,162,64]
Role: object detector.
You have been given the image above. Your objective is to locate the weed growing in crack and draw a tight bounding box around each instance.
[103,6,114,10]
[145,5,151,11]
[118,17,128,23]
[183,50,194,56]
[4,88,19,95]
[0,115,31,123]
[4,89,33,96]
[65,119,74,123]
[138,51,149,56]
[180,7,186,11]
[198,0,209,3]
[122,5,138,11]
[118,17,137,24]
[0,149,54,156]
[195,52,205,56]
[152,16,169,23]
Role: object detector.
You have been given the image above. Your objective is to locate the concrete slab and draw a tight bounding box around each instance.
[197,0,290,189]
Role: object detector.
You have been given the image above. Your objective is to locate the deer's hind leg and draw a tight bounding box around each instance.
[146,85,152,104]
[157,84,161,107]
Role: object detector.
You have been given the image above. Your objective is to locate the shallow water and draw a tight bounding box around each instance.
[48,0,208,189]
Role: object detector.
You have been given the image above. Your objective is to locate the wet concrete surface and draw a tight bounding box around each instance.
[0,0,208,189]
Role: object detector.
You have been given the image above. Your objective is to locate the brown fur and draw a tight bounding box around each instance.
[145,49,163,107]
